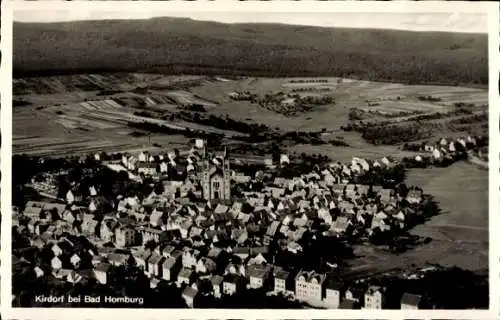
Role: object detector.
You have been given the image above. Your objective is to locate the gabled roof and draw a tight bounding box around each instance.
[182,286,198,298]
[211,274,223,286]
[273,268,290,280]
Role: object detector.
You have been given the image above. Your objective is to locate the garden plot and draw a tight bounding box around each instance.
[165,90,218,107]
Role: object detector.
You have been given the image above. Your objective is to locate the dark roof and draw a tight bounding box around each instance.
[223,273,241,284]
[401,292,422,306]
[325,278,344,290]
[94,263,111,273]
[347,287,365,300]
[339,299,356,309]
[274,268,290,280]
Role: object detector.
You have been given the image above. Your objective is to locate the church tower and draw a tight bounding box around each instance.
[201,144,231,202]
[222,146,231,200]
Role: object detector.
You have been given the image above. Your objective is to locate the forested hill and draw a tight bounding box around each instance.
[14,17,488,86]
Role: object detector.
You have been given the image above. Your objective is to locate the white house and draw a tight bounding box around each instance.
[280,154,290,165]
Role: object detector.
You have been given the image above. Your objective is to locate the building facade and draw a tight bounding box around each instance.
[201,148,231,201]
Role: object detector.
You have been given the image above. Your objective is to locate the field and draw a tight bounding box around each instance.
[351,162,488,273]
[13,75,488,159]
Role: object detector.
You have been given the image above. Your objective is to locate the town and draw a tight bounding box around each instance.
[12,136,487,309]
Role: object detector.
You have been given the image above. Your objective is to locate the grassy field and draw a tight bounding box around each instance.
[407,162,488,232]
[14,18,487,86]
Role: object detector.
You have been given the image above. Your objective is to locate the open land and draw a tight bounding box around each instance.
[14,75,488,160]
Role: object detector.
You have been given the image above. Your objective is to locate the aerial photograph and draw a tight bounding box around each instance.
[10,8,489,310]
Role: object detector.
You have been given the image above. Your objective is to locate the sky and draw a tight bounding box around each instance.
[13,10,487,34]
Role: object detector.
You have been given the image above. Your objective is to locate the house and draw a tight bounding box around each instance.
[233,247,250,261]
[364,285,386,309]
[115,226,137,247]
[196,257,217,275]
[34,266,45,278]
[274,268,291,293]
[23,206,43,220]
[432,148,442,160]
[266,221,281,239]
[318,207,332,225]
[67,271,83,284]
[248,253,267,266]
[159,162,168,173]
[162,256,181,281]
[139,227,162,243]
[94,263,112,284]
[287,242,303,254]
[100,218,119,242]
[107,253,129,266]
[211,275,224,298]
[177,268,193,285]
[223,274,242,296]
[147,253,165,277]
[137,163,157,176]
[400,292,423,309]
[51,256,63,270]
[66,190,75,204]
[324,279,343,309]
[82,215,98,235]
[138,151,148,162]
[53,268,72,280]
[231,228,249,245]
[378,189,394,203]
[70,253,81,268]
[52,241,73,257]
[66,190,83,204]
[330,216,350,235]
[295,270,326,304]
[182,249,201,268]
[345,286,365,304]
[248,265,270,289]
[182,286,198,308]
[280,154,290,165]
[406,189,423,204]
[92,255,106,267]
[133,250,151,271]
[264,154,274,168]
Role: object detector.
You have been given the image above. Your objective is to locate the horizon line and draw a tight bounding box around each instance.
[12,15,488,35]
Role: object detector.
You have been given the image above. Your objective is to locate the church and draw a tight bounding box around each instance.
[199,143,231,202]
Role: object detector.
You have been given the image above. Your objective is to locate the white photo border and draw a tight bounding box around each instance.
[1,1,498,319]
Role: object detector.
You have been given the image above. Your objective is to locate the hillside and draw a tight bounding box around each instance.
[14,17,488,86]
